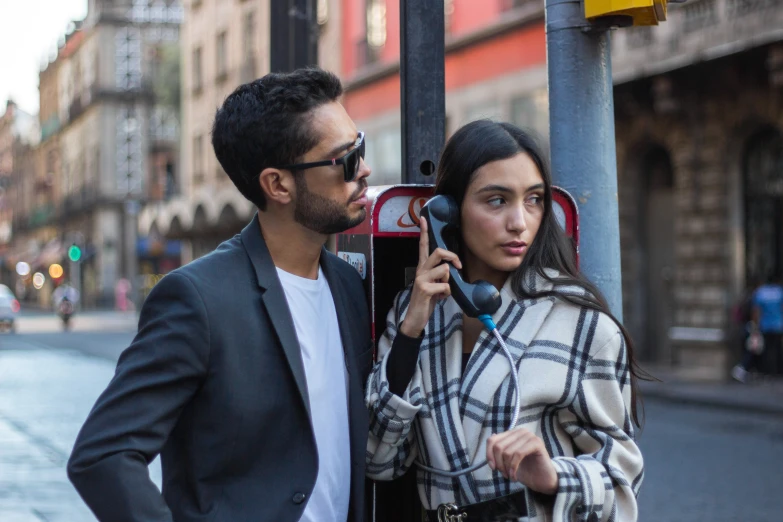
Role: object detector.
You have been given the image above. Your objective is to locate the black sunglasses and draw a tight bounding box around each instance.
[275,132,366,182]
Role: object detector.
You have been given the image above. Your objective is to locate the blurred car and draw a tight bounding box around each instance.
[0,284,20,333]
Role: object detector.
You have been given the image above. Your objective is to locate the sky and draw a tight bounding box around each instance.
[0,0,88,115]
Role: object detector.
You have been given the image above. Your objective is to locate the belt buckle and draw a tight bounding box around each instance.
[437,503,467,522]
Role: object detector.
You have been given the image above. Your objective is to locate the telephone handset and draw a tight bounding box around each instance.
[419,195,502,319]
[415,195,521,478]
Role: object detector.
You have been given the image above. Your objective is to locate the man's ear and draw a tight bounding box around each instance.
[258,167,295,206]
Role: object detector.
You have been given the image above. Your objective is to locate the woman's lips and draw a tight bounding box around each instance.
[501,242,527,256]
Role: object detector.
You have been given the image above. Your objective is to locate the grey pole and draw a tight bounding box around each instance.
[400,0,445,184]
[271,0,318,72]
[546,0,624,320]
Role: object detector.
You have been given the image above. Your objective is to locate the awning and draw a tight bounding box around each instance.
[137,237,181,258]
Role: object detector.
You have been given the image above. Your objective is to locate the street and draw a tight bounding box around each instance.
[1,312,781,522]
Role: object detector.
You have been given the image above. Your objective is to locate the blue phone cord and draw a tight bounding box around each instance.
[414,314,522,478]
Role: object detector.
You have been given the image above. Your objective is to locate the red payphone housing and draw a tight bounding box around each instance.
[333,184,578,521]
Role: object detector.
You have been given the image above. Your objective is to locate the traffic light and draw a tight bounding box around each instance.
[68,244,82,262]
[584,0,668,26]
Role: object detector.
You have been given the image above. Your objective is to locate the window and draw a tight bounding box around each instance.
[193,135,204,184]
[216,31,228,81]
[243,12,255,58]
[192,46,203,93]
[744,129,783,283]
[444,0,455,33]
[510,89,549,140]
[317,0,328,25]
[366,0,386,49]
[241,12,256,83]
[365,125,402,185]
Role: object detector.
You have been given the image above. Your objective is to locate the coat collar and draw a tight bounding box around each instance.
[423,269,570,467]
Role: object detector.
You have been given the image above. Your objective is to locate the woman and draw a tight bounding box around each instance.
[366,121,645,522]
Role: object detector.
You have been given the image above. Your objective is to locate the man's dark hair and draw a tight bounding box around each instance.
[211,67,343,211]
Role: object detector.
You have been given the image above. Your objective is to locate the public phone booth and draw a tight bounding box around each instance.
[333,184,579,521]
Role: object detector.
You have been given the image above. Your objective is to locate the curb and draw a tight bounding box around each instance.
[640,385,783,417]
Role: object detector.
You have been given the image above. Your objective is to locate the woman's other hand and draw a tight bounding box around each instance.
[399,217,463,338]
[486,427,558,495]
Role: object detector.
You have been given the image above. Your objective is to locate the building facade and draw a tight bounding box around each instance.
[139,0,339,265]
[7,0,183,308]
[0,101,41,296]
[138,0,783,379]
[332,0,783,380]
[611,0,783,378]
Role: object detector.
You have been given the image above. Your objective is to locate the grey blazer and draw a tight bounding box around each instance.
[68,216,373,522]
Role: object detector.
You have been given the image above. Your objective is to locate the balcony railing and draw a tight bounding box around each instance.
[500,0,540,12]
[612,0,783,83]
[60,185,100,216]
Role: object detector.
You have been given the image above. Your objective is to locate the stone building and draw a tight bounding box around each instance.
[612,0,783,378]
[0,101,40,292]
[8,0,183,308]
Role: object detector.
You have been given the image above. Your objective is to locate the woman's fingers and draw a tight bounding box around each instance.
[417,217,429,270]
[486,428,533,476]
[421,247,462,272]
[415,263,450,288]
[507,439,538,480]
[417,282,451,300]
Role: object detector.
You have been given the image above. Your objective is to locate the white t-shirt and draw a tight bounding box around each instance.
[276,267,351,522]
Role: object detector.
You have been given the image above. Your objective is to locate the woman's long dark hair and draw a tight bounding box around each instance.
[435,120,650,427]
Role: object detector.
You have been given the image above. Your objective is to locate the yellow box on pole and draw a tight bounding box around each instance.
[584,0,668,26]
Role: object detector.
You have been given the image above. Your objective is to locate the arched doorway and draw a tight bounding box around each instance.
[639,145,676,363]
[744,128,783,284]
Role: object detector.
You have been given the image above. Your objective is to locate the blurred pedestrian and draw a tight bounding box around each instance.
[52,281,80,309]
[731,279,760,382]
[733,274,783,382]
[68,68,373,522]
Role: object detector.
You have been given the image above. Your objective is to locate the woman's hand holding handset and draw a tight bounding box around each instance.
[399,217,463,338]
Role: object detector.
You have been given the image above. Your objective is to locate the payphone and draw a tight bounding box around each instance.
[334,183,579,521]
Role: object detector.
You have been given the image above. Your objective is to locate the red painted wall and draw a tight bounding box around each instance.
[449,0,504,37]
[340,1,546,121]
[343,22,546,121]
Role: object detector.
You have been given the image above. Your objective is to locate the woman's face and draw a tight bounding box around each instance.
[460,152,545,284]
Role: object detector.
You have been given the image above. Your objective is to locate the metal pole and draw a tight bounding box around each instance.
[400,0,445,184]
[270,0,318,73]
[546,0,623,319]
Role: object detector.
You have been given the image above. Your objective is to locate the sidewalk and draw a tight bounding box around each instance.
[0,342,161,521]
[639,365,783,417]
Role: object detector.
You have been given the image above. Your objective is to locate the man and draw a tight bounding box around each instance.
[733,274,783,382]
[68,68,373,522]
[752,274,783,375]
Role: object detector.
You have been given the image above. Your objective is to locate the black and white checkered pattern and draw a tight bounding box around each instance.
[366,270,643,521]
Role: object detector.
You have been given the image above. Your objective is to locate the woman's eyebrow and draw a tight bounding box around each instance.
[475,184,513,195]
[525,183,545,193]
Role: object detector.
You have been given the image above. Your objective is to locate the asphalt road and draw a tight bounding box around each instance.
[1,312,781,521]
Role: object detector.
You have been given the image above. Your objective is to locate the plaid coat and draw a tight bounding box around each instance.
[366,269,643,521]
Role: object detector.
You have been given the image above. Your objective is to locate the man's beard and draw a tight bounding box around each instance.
[293,175,367,235]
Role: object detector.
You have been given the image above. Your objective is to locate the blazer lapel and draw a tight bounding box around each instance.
[241,215,311,421]
[320,251,366,468]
